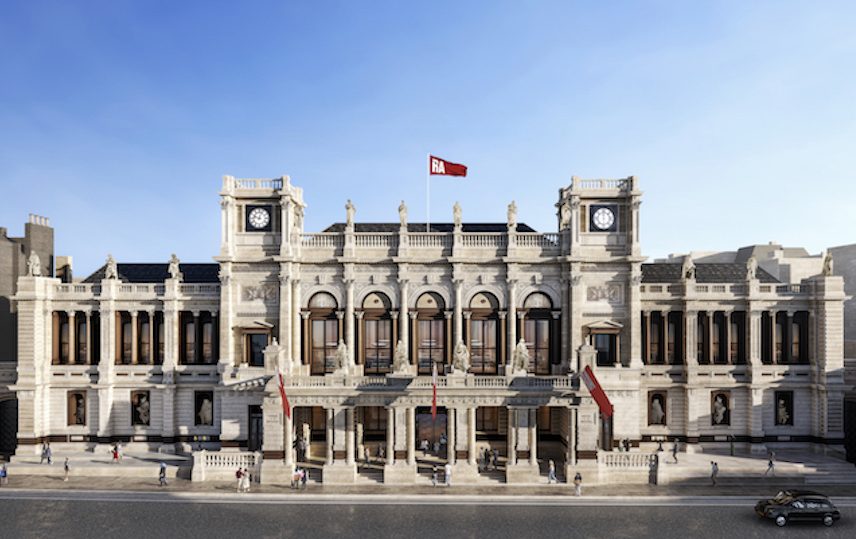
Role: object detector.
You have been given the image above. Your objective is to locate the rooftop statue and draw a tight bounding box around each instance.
[105,254,118,280]
[746,255,757,280]
[398,201,407,227]
[681,255,696,280]
[822,251,834,276]
[168,253,182,280]
[345,199,355,228]
[26,251,41,277]
[507,200,517,227]
[453,201,462,228]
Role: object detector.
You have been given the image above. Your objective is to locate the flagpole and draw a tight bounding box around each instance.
[426,153,430,232]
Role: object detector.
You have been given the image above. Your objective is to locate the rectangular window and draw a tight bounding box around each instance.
[417,319,445,375]
[183,318,196,364]
[364,319,392,374]
[697,314,708,364]
[311,319,338,374]
[729,317,739,363]
[476,407,499,432]
[594,333,617,366]
[791,319,800,362]
[523,319,551,374]
[67,391,86,426]
[76,318,87,364]
[122,319,133,364]
[469,319,497,374]
[155,313,164,365]
[775,316,784,363]
[362,406,387,432]
[774,390,794,426]
[650,315,661,363]
[139,319,151,365]
[666,315,676,364]
[60,317,70,364]
[246,333,268,367]
[712,315,723,364]
[202,320,214,364]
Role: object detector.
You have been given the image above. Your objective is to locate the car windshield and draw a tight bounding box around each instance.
[772,491,793,504]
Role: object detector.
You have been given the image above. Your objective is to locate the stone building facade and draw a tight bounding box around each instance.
[10,175,850,483]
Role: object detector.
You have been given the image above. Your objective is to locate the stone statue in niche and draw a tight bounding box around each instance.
[822,251,834,276]
[507,200,517,227]
[345,199,355,227]
[560,202,571,229]
[132,393,150,425]
[73,394,85,425]
[105,254,119,280]
[168,253,182,280]
[197,397,213,426]
[334,339,351,370]
[510,338,530,373]
[452,339,470,373]
[392,340,411,374]
[398,201,407,227]
[453,202,462,228]
[682,255,696,280]
[712,393,729,425]
[26,251,41,277]
[777,398,790,425]
[746,255,757,280]
[649,394,665,425]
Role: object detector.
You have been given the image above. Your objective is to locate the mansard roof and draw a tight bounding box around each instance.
[83,263,220,283]
[322,222,538,233]
[641,263,778,284]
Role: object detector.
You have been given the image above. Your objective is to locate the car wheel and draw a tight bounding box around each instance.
[823,515,834,527]
[775,515,787,527]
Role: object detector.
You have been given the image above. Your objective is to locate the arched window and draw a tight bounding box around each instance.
[522,292,553,374]
[362,292,392,374]
[416,292,446,374]
[308,292,339,375]
[468,292,499,375]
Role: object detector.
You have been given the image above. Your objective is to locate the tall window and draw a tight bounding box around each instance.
[139,316,151,365]
[60,315,70,364]
[76,317,87,364]
[155,312,164,365]
[791,316,801,362]
[594,333,617,366]
[775,314,784,364]
[697,313,708,364]
[416,292,446,375]
[475,407,499,432]
[201,318,214,364]
[245,332,269,367]
[729,315,739,363]
[469,292,499,375]
[522,292,553,374]
[121,315,133,364]
[711,313,723,364]
[666,313,676,364]
[362,292,392,374]
[650,314,661,364]
[308,292,339,375]
[182,313,196,364]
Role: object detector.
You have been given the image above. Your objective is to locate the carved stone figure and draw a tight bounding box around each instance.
[650,395,665,425]
[682,255,696,280]
[73,394,85,425]
[452,340,470,372]
[393,340,410,373]
[135,394,150,425]
[777,398,790,425]
[453,202,462,228]
[168,253,182,280]
[746,255,758,280]
[105,254,119,280]
[334,339,350,369]
[398,201,407,227]
[198,397,213,426]
[560,202,571,229]
[712,394,728,425]
[511,338,530,372]
[345,199,355,227]
[26,251,41,277]
[507,200,517,227]
[822,251,834,276]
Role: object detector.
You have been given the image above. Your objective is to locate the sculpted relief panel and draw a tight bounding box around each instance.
[586,284,623,305]
[242,284,279,302]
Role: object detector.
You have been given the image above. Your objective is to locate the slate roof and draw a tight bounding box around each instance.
[83,263,220,283]
[322,222,537,233]
[641,263,778,284]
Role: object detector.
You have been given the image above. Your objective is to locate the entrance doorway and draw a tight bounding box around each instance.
[248,405,263,452]
[415,406,447,456]
[0,399,17,457]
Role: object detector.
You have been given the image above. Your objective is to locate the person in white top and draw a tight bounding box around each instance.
[444,463,452,487]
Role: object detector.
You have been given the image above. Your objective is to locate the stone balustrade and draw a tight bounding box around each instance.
[597,450,655,469]
[191,450,262,482]
[52,282,220,299]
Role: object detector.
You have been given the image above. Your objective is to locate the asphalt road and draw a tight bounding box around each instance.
[1,494,854,539]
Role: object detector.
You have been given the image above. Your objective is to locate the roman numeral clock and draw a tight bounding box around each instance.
[245,205,273,232]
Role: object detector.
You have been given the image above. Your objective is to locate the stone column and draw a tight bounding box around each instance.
[560,278,569,372]
[284,410,294,468]
[386,406,395,465]
[346,280,355,364]
[301,312,311,365]
[292,279,301,364]
[528,408,538,467]
[325,408,334,465]
[684,310,698,365]
[399,279,409,350]
[346,408,355,465]
[131,311,139,364]
[67,311,76,365]
[446,407,456,465]
[567,407,577,467]
[467,407,477,466]
[453,280,463,345]
[279,274,292,360]
[748,309,761,366]
[444,312,453,365]
[409,312,418,367]
[507,280,517,367]
[628,265,643,368]
[406,407,416,466]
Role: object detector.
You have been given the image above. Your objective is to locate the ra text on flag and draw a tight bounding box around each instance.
[429,155,467,177]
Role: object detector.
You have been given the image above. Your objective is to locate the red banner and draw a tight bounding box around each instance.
[277,369,291,420]
[581,366,613,418]
[429,155,467,177]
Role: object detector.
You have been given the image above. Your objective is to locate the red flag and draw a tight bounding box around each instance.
[429,155,467,177]
[431,362,438,421]
[277,369,291,420]
[581,366,613,418]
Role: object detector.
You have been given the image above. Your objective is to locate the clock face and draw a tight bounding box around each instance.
[592,207,615,231]
[247,207,271,230]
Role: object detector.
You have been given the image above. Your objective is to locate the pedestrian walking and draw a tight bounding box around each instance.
[45,443,52,465]
[235,467,244,492]
[63,458,70,482]
[377,444,385,463]
[444,462,452,487]
[0,464,7,486]
[710,461,719,486]
[364,445,371,464]
[671,440,679,464]
[240,467,251,493]
[623,438,631,452]
[420,439,429,457]
[40,443,48,464]
[432,465,439,487]
[765,452,776,477]
[111,444,120,464]
[300,467,308,490]
[547,459,557,484]
[573,472,582,496]
[433,440,440,454]
[492,449,499,471]
[159,462,168,486]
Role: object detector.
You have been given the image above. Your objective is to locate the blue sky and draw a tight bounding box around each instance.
[1,1,855,276]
